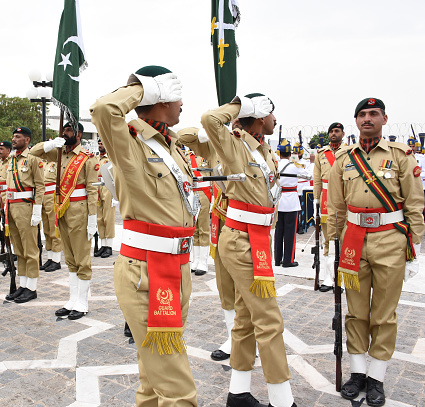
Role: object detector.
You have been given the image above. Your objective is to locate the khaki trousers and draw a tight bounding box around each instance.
[193,192,210,247]
[42,193,62,252]
[59,200,92,280]
[9,202,39,278]
[322,221,329,256]
[97,190,115,239]
[215,218,235,310]
[343,227,406,361]
[114,254,197,407]
[219,226,291,383]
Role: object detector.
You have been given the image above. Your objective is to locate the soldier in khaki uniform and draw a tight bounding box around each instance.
[30,122,99,320]
[0,141,12,207]
[178,127,236,361]
[4,127,44,303]
[327,98,425,406]
[201,94,297,407]
[91,65,197,407]
[95,139,116,258]
[40,161,63,272]
[313,122,344,292]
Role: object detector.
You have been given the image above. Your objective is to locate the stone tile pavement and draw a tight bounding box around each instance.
[0,225,424,407]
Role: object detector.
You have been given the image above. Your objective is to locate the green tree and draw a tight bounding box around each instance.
[309,132,329,149]
[0,94,55,144]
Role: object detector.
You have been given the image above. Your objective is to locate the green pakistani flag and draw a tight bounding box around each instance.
[211,0,240,105]
[52,0,87,133]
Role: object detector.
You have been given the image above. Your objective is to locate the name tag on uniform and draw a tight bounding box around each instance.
[147,158,164,163]
[248,162,260,167]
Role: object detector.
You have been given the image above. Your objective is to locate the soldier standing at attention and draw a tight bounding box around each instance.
[201,94,297,407]
[95,138,117,258]
[91,65,198,407]
[313,122,344,292]
[30,122,99,320]
[40,160,63,272]
[328,98,425,406]
[4,127,44,303]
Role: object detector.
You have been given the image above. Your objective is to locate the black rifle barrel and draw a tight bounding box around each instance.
[311,202,321,290]
[0,209,17,295]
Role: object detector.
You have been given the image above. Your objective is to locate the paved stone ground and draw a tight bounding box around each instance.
[0,222,424,407]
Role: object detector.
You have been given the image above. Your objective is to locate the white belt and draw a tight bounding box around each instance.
[45,184,56,193]
[347,209,404,228]
[194,181,210,188]
[322,183,328,190]
[71,188,87,198]
[0,184,7,191]
[6,190,33,200]
[227,206,275,226]
[121,229,193,255]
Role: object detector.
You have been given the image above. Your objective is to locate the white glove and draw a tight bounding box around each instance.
[134,72,182,105]
[111,198,119,208]
[44,137,65,153]
[313,199,319,219]
[404,243,421,282]
[30,204,42,227]
[87,214,97,241]
[237,96,273,119]
[198,128,209,143]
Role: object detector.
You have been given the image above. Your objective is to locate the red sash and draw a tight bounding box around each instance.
[120,220,195,355]
[225,199,276,298]
[320,179,329,222]
[190,154,212,201]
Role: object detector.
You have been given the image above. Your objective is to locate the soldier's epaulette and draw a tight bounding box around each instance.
[388,142,413,155]
[317,146,329,153]
[334,145,351,159]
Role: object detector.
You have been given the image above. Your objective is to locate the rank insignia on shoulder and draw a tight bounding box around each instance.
[406,149,413,155]
[414,166,421,177]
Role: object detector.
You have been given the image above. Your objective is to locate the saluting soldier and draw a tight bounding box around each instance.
[0,141,13,208]
[313,122,344,292]
[30,122,99,320]
[201,94,297,407]
[91,65,198,407]
[95,138,117,258]
[328,98,425,406]
[40,160,63,272]
[4,127,44,303]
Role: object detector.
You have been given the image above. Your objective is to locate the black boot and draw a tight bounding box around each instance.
[319,284,333,292]
[226,392,268,407]
[124,322,132,338]
[55,307,71,317]
[14,288,37,303]
[45,261,61,272]
[366,377,385,407]
[210,349,230,361]
[40,259,52,270]
[268,404,297,407]
[94,246,105,257]
[281,261,299,268]
[195,269,206,276]
[101,247,112,258]
[341,373,367,400]
[68,310,86,320]
[5,286,25,301]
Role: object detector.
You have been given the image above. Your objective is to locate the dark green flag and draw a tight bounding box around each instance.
[211,0,240,106]
[52,0,87,133]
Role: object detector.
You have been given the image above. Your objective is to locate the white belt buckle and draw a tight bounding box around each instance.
[172,236,193,254]
[265,213,274,226]
[359,213,380,228]
[6,191,14,200]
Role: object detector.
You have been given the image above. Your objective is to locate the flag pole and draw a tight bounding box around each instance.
[56,112,64,205]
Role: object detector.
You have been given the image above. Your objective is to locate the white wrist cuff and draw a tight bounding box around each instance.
[237,97,255,118]
[135,75,160,106]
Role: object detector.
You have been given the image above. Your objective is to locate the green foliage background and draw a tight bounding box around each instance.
[309,132,329,149]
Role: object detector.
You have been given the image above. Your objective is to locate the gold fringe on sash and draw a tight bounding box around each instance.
[209,243,216,259]
[212,192,228,222]
[249,278,277,298]
[4,225,9,237]
[54,198,70,219]
[320,214,328,224]
[338,269,360,292]
[142,330,186,355]
[55,225,60,238]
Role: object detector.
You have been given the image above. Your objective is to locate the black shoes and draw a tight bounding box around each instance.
[268,404,297,407]
[194,269,206,276]
[40,259,52,270]
[101,247,112,258]
[124,322,133,338]
[94,246,105,257]
[5,286,25,301]
[210,349,230,361]
[319,284,333,292]
[274,261,281,267]
[68,310,86,320]
[282,261,299,268]
[45,261,61,272]
[341,373,367,400]
[55,307,71,317]
[366,377,385,407]
[14,288,37,303]
[226,392,267,407]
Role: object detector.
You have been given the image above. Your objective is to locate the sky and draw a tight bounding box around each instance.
[1,0,424,144]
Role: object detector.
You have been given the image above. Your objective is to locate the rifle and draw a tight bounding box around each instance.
[332,216,343,392]
[278,125,282,145]
[37,224,43,266]
[93,231,99,255]
[411,124,417,139]
[311,201,321,290]
[0,224,5,254]
[0,208,17,296]
[298,130,303,146]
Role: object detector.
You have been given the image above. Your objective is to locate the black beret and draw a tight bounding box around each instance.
[245,92,275,112]
[328,122,344,133]
[13,126,31,137]
[64,122,84,133]
[135,65,172,77]
[0,141,12,149]
[354,98,385,117]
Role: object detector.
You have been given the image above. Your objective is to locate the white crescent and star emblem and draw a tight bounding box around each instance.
[57,36,86,82]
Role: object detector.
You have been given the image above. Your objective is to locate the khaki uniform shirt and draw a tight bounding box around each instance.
[6,148,44,205]
[44,161,58,183]
[327,139,425,244]
[29,144,98,216]
[90,83,194,228]
[0,155,11,206]
[313,145,338,200]
[200,103,278,208]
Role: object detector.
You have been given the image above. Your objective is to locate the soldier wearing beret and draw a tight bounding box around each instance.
[4,127,45,303]
[327,98,425,406]
[313,122,345,292]
[0,141,13,208]
[30,122,99,320]
[91,65,198,406]
[201,94,297,407]
[94,138,117,258]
